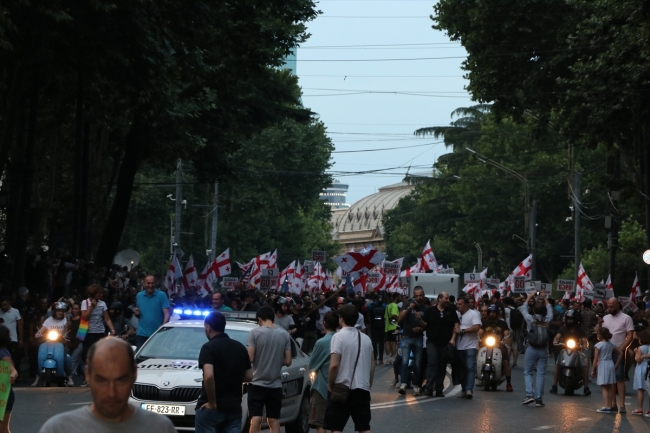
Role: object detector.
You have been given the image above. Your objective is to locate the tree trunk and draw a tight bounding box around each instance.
[94,116,148,268]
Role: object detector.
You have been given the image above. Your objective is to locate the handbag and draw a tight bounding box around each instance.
[329,331,361,403]
[76,299,90,341]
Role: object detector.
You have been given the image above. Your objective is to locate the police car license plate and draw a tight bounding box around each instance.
[141,403,186,416]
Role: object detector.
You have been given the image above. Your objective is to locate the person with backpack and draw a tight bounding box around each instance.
[368,296,387,365]
[519,292,554,407]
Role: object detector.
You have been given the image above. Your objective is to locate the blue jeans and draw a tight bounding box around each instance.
[524,345,548,400]
[400,336,424,387]
[195,408,242,433]
[457,348,478,393]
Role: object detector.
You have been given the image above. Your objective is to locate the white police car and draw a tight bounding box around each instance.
[130,310,311,433]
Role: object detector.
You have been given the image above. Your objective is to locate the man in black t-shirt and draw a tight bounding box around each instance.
[418,292,459,397]
[479,305,513,391]
[196,312,252,433]
[396,288,428,397]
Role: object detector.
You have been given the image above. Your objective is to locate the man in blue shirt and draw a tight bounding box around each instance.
[134,275,170,349]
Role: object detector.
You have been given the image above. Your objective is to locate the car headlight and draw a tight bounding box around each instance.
[566,339,576,350]
[485,336,496,347]
[47,330,60,341]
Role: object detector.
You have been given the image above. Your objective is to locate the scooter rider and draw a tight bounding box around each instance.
[550,309,591,396]
[479,305,513,391]
[33,302,74,387]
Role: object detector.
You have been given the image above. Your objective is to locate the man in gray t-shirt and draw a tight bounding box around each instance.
[247,306,292,433]
[39,338,175,433]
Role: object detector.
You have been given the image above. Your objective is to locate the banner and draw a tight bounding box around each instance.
[221,277,239,290]
[311,250,326,263]
[383,262,400,276]
[557,279,575,291]
[512,276,526,293]
[0,360,11,421]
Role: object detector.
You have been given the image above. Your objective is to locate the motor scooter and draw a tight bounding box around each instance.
[555,339,584,395]
[476,336,504,391]
[37,330,72,387]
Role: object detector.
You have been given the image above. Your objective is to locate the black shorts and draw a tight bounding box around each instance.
[385,331,398,342]
[6,389,14,413]
[247,384,282,419]
[323,389,371,432]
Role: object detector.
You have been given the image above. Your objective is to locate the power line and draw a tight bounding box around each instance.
[332,141,444,153]
[300,43,459,49]
[300,74,464,78]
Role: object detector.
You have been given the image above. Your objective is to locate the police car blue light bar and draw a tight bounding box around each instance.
[171,309,256,320]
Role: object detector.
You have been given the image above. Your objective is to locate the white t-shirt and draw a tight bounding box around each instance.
[456,309,482,351]
[0,308,21,342]
[81,299,107,334]
[42,316,67,334]
[603,311,634,348]
[330,327,373,391]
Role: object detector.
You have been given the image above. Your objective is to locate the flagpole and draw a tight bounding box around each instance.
[573,171,581,286]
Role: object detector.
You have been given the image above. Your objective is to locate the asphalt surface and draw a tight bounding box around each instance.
[11,362,650,432]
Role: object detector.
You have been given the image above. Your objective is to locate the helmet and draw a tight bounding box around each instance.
[273,296,290,310]
[487,305,499,313]
[53,301,68,311]
[564,309,582,325]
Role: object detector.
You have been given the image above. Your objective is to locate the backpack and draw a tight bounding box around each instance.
[527,318,549,348]
[509,307,524,331]
[371,305,386,330]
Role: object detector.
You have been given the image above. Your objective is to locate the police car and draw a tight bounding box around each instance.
[130,310,311,433]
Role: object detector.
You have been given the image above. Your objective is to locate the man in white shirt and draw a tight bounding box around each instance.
[454,297,482,399]
[324,304,374,433]
[600,298,634,413]
[0,297,23,374]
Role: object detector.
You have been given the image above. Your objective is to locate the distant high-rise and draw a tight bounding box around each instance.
[320,180,350,209]
[284,47,297,75]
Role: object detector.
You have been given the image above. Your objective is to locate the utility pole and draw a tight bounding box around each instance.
[174,159,182,255]
[573,171,581,285]
[529,200,537,281]
[474,243,482,271]
[209,181,219,262]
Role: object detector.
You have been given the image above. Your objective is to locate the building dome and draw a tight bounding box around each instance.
[330,182,414,252]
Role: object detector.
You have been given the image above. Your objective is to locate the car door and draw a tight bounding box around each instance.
[280,338,307,422]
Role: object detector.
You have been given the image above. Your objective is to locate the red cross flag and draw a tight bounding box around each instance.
[164,255,183,294]
[419,240,439,273]
[183,255,198,290]
[333,247,386,275]
[212,248,232,277]
[630,273,641,300]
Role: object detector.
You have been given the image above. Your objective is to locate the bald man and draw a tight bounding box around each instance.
[39,338,176,432]
[599,298,634,413]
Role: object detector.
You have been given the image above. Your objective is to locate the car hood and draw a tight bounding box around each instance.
[136,358,202,388]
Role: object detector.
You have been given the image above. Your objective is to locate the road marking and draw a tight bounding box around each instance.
[532,426,554,431]
[370,384,461,410]
[576,418,592,422]
[69,402,92,406]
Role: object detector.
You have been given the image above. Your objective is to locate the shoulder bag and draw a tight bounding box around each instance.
[330,331,361,403]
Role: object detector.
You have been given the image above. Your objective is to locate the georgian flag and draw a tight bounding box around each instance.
[575,262,593,303]
[308,262,325,292]
[353,273,367,293]
[248,252,271,288]
[322,271,333,293]
[419,240,438,272]
[293,260,304,294]
[604,274,614,299]
[333,248,386,275]
[506,254,533,291]
[182,255,199,290]
[268,249,278,269]
[164,255,183,294]
[279,261,296,291]
[401,258,421,278]
[196,262,211,297]
[630,273,641,300]
[212,248,232,277]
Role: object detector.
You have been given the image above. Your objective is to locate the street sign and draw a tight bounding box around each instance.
[513,276,526,293]
[464,273,481,284]
[557,279,575,291]
[312,250,326,263]
[644,249,650,265]
[534,282,552,294]
[383,262,400,276]
[222,277,239,290]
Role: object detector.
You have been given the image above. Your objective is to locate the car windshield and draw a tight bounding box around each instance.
[138,326,249,360]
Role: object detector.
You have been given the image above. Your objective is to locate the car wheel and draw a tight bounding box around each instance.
[285,393,310,433]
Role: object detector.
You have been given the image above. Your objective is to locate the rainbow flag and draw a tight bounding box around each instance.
[76,319,89,341]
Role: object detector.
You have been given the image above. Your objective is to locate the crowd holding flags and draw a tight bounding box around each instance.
[161,239,645,302]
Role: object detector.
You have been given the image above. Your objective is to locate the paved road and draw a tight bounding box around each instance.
[11,363,650,432]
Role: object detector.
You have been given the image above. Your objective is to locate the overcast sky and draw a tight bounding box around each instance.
[298,0,472,205]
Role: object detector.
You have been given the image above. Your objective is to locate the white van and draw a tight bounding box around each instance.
[401,273,460,300]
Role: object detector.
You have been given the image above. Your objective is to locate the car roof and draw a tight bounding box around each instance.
[165,319,257,332]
